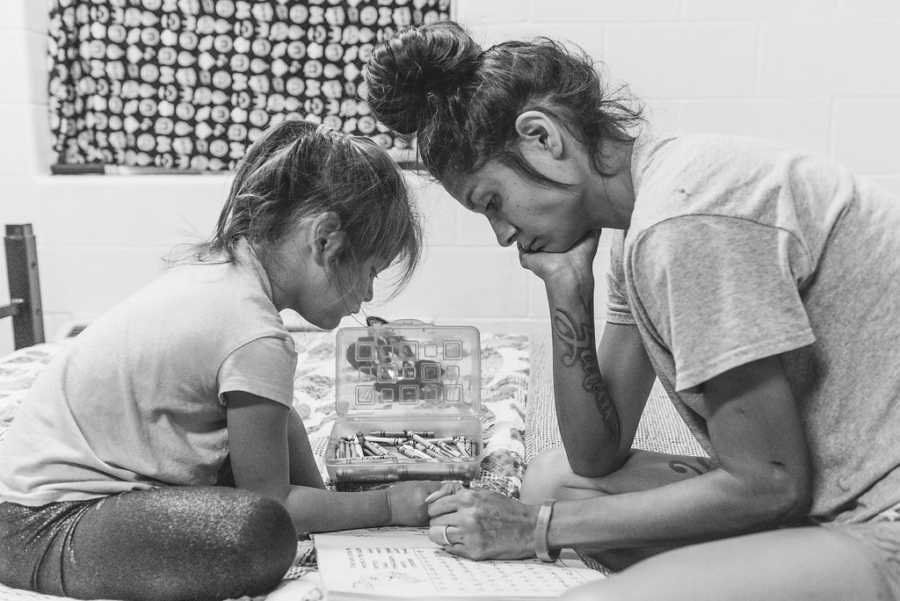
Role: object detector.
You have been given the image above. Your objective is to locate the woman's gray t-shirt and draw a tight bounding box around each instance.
[607,132,900,522]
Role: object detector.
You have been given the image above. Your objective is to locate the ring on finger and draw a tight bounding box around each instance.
[440,524,452,546]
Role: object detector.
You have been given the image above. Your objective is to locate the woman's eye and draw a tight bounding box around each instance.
[485,195,499,212]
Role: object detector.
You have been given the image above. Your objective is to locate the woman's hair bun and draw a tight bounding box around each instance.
[365,21,482,135]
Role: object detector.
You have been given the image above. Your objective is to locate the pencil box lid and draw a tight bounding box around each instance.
[334,321,481,418]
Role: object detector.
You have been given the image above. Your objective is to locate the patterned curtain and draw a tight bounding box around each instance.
[47,0,451,172]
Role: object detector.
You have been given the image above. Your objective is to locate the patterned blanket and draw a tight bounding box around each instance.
[0,331,531,601]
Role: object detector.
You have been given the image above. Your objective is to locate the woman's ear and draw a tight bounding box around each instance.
[514,110,565,159]
[311,211,346,267]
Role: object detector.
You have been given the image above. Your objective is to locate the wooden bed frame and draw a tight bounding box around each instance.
[1,223,45,349]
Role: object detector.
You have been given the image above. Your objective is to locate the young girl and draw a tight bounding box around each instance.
[0,120,439,601]
[365,21,900,601]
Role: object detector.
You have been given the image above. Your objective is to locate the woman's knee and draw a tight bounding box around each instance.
[560,579,625,601]
[521,447,574,504]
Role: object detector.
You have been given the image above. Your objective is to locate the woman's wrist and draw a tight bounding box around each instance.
[534,500,560,561]
[543,267,594,291]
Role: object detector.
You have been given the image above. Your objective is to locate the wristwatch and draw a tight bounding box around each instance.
[534,500,560,562]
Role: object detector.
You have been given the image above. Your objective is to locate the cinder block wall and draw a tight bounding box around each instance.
[2,0,899,355]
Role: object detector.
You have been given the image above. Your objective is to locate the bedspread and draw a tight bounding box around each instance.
[0,331,531,601]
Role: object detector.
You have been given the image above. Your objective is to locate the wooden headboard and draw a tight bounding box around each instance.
[1,224,45,349]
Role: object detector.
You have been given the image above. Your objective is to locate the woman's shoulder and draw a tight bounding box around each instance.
[629,131,836,234]
[632,130,791,182]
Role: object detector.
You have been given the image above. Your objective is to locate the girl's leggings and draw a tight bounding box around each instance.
[0,486,297,601]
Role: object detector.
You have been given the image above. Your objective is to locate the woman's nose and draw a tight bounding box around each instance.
[490,217,517,247]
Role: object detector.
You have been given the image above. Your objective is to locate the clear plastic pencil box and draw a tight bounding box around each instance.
[325,322,482,485]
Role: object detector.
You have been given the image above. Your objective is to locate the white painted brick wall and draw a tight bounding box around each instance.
[1,0,899,355]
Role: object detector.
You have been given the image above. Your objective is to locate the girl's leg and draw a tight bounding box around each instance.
[49,487,295,601]
[560,525,891,601]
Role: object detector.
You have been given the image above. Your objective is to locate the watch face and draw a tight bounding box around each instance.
[48,0,453,170]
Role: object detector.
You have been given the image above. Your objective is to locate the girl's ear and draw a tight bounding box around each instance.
[514,110,565,159]
[311,211,346,267]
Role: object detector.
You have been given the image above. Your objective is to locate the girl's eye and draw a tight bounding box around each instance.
[485,194,499,213]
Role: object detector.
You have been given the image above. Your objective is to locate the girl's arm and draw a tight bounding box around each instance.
[225,391,435,534]
[286,407,325,488]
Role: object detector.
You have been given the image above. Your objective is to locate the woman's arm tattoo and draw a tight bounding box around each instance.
[553,306,620,444]
[668,458,714,476]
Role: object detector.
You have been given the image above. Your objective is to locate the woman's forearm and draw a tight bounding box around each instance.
[546,274,622,475]
[549,467,803,550]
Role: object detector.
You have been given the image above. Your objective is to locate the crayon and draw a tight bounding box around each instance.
[363,435,408,445]
[410,433,446,455]
[413,442,446,459]
[455,439,470,458]
[397,444,432,460]
[362,440,388,456]
[436,440,462,458]
[353,434,365,459]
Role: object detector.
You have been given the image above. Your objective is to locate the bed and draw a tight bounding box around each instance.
[1,224,44,351]
[0,225,704,601]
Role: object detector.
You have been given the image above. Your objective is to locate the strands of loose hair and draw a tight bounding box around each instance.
[177,119,422,300]
[366,22,644,185]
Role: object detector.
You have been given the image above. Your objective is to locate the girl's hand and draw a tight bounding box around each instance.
[427,488,539,560]
[424,480,466,504]
[387,481,443,526]
[519,231,601,285]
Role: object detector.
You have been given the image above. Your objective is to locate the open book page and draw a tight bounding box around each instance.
[314,527,606,601]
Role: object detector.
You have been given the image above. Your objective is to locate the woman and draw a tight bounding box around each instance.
[366,21,900,600]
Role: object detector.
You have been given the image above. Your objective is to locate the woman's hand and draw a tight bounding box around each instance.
[426,486,539,560]
[386,481,443,526]
[518,231,601,285]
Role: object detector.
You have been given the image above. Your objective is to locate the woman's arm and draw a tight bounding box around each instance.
[429,354,812,559]
[546,354,811,548]
[547,271,655,476]
[526,233,655,476]
[225,391,436,534]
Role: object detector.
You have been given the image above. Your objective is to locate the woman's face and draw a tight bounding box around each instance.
[443,155,592,253]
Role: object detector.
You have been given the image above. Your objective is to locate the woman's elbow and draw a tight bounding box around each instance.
[749,465,812,526]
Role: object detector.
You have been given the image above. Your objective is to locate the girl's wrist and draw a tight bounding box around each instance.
[381,489,394,526]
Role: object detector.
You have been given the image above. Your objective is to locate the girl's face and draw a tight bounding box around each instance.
[312,255,383,329]
[443,154,592,254]
[262,215,382,330]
